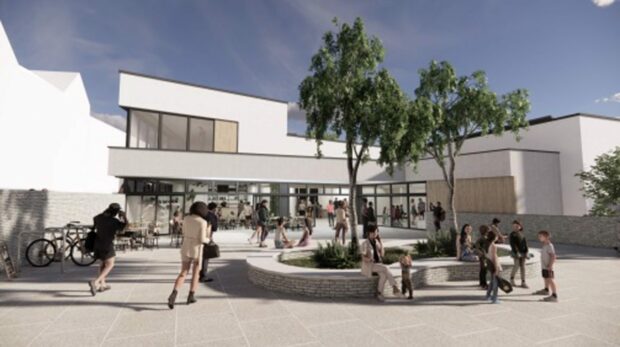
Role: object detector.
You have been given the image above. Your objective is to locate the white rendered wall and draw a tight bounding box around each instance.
[0,22,124,193]
[454,117,586,216]
[578,117,620,213]
[108,148,403,184]
[509,151,562,215]
[119,73,381,159]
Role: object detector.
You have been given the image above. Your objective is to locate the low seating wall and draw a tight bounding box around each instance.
[247,243,540,298]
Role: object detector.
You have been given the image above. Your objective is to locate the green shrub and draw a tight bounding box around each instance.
[382,248,409,265]
[313,242,359,269]
[414,229,457,257]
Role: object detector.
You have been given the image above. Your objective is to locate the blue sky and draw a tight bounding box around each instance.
[1,0,619,132]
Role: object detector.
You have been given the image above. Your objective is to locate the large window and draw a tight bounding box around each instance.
[127,108,237,153]
[129,110,159,148]
[161,114,188,150]
[189,118,214,152]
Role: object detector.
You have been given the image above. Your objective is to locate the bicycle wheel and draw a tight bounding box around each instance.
[25,239,56,267]
[70,239,97,266]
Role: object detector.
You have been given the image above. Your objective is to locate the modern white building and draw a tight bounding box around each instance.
[0,21,124,194]
[108,71,620,232]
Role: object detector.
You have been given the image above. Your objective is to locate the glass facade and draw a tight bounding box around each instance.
[127,108,236,153]
[122,179,427,233]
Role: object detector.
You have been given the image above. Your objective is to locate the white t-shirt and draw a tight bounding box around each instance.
[541,243,556,269]
[275,226,286,242]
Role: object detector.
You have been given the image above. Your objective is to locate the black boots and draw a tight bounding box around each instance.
[168,289,177,309]
[187,291,197,305]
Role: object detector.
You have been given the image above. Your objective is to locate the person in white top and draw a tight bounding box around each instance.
[484,230,502,304]
[360,225,400,301]
[334,201,348,244]
[168,201,210,309]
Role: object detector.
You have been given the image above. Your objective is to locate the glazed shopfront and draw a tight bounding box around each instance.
[121,178,428,233]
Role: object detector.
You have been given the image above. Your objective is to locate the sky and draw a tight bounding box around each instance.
[1,0,619,133]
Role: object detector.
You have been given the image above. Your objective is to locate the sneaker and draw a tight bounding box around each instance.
[98,284,111,292]
[259,243,268,248]
[521,282,529,289]
[533,289,549,295]
[542,295,558,303]
[491,299,501,304]
[510,279,516,287]
[392,286,402,297]
[376,293,385,302]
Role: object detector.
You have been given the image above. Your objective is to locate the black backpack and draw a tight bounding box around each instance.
[84,228,97,252]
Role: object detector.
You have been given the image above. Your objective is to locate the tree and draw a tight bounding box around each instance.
[576,146,620,216]
[299,18,424,243]
[405,60,530,233]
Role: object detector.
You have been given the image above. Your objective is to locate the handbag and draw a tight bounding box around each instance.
[498,276,513,293]
[203,241,220,259]
[84,230,97,253]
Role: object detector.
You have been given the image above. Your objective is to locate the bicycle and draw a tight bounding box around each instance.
[25,225,97,267]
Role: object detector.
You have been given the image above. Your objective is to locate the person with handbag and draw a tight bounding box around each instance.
[199,202,219,283]
[88,203,127,296]
[168,202,211,309]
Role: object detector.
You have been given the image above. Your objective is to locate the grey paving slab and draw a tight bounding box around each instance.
[0,232,618,347]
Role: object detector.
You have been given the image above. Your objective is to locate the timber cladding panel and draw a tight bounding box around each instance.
[426,176,517,214]
[214,120,238,152]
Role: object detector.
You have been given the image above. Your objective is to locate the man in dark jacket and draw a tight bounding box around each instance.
[508,220,529,288]
[199,202,218,283]
[432,202,445,232]
[258,200,270,248]
[361,198,369,238]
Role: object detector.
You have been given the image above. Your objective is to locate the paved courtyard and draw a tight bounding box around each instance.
[1,227,619,347]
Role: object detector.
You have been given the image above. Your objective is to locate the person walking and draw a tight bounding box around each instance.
[326,200,335,227]
[88,203,127,296]
[199,202,218,283]
[167,202,210,309]
[410,199,417,226]
[509,220,529,288]
[417,199,426,221]
[361,198,369,238]
[248,203,261,244]
[432,202,445,232]
[334,201,348,244]
[257,200,270,248]
[484,230,502,304]
[367,201,376,228]
[361,225,401,301]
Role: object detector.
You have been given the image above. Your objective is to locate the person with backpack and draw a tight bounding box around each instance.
[432,202,445,232]
[88,203,127,296]
[199,202,218,283]
[168,201,210,309]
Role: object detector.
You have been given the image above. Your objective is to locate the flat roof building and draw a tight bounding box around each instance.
[109,71,620,232]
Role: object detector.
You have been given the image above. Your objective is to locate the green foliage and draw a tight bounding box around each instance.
[401,60,531,232]
[576,146,620,216]
[313,242,359,269]
[381,247,409,265]
[414,229,457,258]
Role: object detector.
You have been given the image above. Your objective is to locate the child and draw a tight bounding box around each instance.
[484,230,502,304]
[399,254,413,299]
[534,230,558,302]
[296,217,313,247]
[274,217,294,249]
[509,220,529,288]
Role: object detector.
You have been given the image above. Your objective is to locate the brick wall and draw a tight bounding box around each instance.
[0,189,125,267]
[428,212,620,248]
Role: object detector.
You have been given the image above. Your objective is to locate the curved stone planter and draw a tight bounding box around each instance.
[247,241,541,298]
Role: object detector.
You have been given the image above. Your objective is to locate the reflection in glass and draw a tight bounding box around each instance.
[189,118,214,152]
[377,185,390,194]
[141,196,156,225]
[392,184,407,194]
[129,110,159,148]
[376,196,390,226]
[409,183,425,194]
[161,114,187,150]
[362,186,375,195]
[391,196,407,227]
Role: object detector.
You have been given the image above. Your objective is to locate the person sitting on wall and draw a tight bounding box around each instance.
[361,225,401,302]
[274,217,294,249]
[458,224,479,262]
[296,216,313,247]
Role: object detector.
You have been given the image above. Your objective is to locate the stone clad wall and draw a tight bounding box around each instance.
[0,189,125,268]
[428,212,620,248]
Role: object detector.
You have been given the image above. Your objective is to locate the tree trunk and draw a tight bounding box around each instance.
[346,142,360,245]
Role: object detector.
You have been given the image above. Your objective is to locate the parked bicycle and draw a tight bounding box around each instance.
[25,224,97,267]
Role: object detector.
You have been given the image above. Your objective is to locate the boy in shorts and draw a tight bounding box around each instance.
[533,230,558,302]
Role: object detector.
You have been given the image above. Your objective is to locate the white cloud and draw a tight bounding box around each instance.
[595,92,620,103]
[592,0,615,7]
